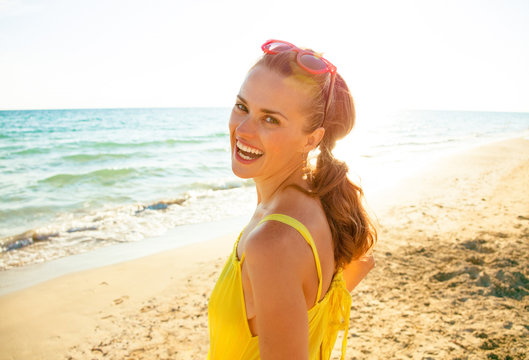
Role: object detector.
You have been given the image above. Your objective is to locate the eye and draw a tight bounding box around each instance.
[234,103,248,112]
[264,115,280,125]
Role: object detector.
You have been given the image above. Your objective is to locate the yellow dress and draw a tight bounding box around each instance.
[207,214,352,360]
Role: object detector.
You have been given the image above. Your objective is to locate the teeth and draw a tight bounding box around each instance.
[236,140,263,155]
[239,152,254,160]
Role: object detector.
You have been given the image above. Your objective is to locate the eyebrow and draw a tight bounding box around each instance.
[236,95,288,120]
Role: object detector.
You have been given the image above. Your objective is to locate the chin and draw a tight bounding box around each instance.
[231,160,255,179]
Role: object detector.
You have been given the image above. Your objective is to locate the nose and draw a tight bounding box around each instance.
[232,114,257,139]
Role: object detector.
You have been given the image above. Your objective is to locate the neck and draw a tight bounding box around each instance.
[254,162,308,205]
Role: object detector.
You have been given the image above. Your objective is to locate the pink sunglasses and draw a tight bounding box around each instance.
[261,39,337,126]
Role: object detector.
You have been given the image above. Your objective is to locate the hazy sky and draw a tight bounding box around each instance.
[1,0,528,112]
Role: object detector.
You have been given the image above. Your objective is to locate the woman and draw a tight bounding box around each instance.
[207,39,377,360]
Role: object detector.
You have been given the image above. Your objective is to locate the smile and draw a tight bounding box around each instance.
[236,140,264,161]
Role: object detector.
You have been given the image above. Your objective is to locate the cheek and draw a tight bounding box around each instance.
[266,135,303,158]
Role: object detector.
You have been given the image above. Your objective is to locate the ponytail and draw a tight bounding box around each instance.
[311,74,377,270]
[312,146,376,270]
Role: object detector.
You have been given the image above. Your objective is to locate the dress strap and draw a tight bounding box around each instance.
[234,228,246,264]
[257,213,323,304]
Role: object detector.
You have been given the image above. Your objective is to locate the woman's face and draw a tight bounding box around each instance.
[229,65,318,181]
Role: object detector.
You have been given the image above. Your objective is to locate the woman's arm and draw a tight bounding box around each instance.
[244,222,311,360]
[342,253,375,293]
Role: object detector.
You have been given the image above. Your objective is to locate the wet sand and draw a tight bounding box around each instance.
[0,137,528,359]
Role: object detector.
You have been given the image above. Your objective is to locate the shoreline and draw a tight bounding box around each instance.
[0,136,528,359]
[0,216,248,296]
[356,129,529,200]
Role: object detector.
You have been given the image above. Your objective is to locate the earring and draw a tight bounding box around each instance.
[301,150,312,182]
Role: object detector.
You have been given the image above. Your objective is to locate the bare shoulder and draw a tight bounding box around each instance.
[244,217,312,280]
[271,185,330,240]
[270,186,335,282]
[244,186,330,278]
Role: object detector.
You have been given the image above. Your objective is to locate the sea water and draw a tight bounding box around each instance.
[1,107,528,269]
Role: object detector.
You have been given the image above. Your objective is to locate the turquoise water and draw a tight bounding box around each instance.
[1,107,529,268]
[1,108,239,235]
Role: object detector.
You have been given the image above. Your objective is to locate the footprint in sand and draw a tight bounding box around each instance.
[461,239,495,254]
[113,295,129,305]
[140,304,155,313]
[432,271,460,282]
[466,256,485,265]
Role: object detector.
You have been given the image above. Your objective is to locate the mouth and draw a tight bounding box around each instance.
[235,140,264,161]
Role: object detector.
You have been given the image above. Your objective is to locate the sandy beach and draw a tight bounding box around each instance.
[1,136,528,359]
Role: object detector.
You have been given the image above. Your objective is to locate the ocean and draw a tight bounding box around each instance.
[1,107,529,269]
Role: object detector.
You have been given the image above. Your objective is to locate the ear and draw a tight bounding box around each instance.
[303,127,325,153]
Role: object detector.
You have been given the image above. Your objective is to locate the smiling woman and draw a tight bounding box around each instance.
[230,67,317,180]
[207,39,377,360]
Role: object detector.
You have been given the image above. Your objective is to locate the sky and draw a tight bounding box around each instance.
[0,0,528,112]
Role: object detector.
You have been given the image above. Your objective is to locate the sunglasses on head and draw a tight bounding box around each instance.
[261,39,337,75]
[261,39,337,127]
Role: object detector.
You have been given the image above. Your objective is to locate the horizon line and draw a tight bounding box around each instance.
[1,105,529,114]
